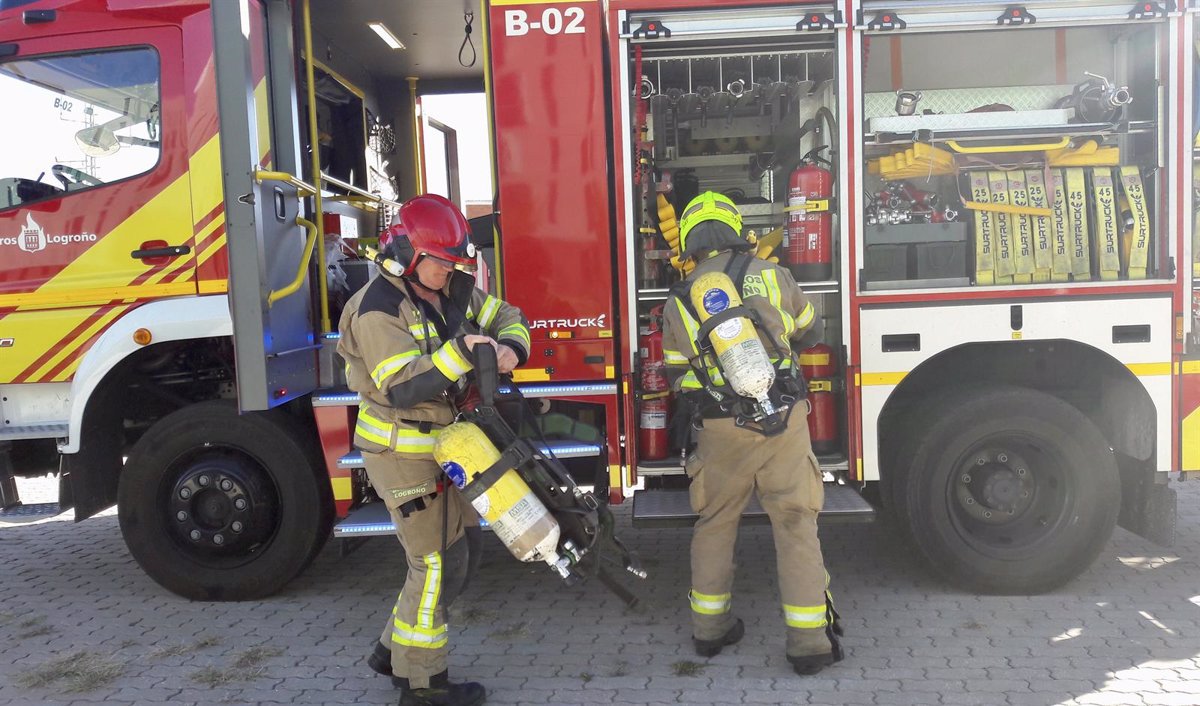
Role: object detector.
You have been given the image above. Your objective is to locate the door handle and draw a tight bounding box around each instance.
[131,245,190,260]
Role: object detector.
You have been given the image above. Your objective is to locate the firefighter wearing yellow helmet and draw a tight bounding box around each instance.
[661,190,843,675]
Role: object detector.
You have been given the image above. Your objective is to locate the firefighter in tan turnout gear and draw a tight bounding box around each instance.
[661,191,844,675]
[338,194,531,706]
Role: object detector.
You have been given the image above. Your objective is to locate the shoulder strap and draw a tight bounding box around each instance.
[725,252,754,299]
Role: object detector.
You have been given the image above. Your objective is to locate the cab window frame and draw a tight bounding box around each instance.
[0,43,164,214]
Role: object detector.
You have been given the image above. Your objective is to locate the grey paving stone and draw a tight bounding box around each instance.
[2,477,1199,705]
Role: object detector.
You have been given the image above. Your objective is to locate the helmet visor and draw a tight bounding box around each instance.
[420,252,478,274]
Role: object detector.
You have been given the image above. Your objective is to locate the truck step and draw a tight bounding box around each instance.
[337,440,604,469]
[334,502,491,539]
[312,381,621,407]
[632,485,875,528]
[637,453,850,477]
[333,501,395,538]
[0,423,69,441]
[0,502,62,519]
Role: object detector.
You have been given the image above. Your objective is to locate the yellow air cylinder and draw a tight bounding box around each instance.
[689,271,776,413]
[434,422,564,572]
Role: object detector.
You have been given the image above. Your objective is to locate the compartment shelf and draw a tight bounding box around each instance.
[864,119,1156,149]
[659,152,759,169]
[638,279,839,303]
[638,454,849,477]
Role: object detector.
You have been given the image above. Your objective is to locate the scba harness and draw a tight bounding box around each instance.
[670,253,807,437]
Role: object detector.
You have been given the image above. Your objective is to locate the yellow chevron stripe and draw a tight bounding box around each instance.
[0,282,195,310]
[855,364,1168,388]
[1,309,95,381]
[1126,363,1171,377]
[146,256,193,287]
[198,280,229,294]
[133,237,199,289]
[196,235,227,268]
[0,138,223,383]
[33,305,130,382]
[16,174,194,312]
[195,212,225,243]
[48,306,134,382]
[254,79,271,166]
[860,372,907,386]
[189,134,225,232]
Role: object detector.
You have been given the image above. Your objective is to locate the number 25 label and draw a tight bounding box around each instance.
[505,7,585,36]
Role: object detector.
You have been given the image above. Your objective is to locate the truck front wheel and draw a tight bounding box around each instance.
[897,386,1120,594]
[118,400,332,600]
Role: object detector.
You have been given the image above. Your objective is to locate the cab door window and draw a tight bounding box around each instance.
[0,46,161,211]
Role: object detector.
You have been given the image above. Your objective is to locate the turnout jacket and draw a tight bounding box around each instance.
[662,251,817,394]
[338,271,531,457]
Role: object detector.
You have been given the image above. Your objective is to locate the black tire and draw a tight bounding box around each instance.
[897,386,1119,594]
[118,400,332,600]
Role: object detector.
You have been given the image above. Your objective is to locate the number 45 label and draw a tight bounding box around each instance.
[505,7,585,36]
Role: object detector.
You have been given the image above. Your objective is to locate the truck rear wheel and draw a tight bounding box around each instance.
[897,386,1119,594]
[118,400,332,600]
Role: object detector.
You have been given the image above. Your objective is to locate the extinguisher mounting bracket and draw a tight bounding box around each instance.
[860,9,906,31]
[807,379,835,394]
[627,19,670,39]
[997,6,1036,25]
[783,198,836,215]
[796,10,842,31]
[1128,1,1173,20]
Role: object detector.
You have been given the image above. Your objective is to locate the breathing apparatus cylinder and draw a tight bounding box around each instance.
[434,422,570,577]
[689,271,778,420]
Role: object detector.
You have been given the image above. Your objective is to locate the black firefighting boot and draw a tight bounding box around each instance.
[787,618,845,676]
[693,617,745,658]
[396,670,486,706]
[366,641,408,689]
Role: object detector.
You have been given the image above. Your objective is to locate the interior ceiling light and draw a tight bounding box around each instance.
[368,21,406,50]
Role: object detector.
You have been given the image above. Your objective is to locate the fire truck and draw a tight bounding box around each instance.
[1,0,1196,600]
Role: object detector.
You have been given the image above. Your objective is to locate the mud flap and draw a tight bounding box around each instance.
[1118,470,1176,547]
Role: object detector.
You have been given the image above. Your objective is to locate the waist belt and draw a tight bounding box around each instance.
[355,404,443,455]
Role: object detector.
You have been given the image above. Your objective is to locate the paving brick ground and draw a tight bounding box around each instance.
[1,475,1198,706]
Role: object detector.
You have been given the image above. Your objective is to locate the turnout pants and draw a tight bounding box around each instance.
[362,451,482,688]
[686,417,834,657]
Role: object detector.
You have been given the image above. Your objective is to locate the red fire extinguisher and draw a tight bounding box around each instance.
[799,342,838,455]
[785,146,835,282]
[639,307,669,461]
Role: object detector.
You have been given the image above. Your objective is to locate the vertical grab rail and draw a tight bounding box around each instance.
[301,0,330,333]
[254,171,320,308]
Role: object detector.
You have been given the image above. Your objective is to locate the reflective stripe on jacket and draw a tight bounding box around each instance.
[338,271,530,456]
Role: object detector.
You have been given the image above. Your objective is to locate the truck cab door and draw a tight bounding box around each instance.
[211,0,318,411]
[0,26,193,385]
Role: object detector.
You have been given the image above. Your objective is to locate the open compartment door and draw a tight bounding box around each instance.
[212,0,317,411]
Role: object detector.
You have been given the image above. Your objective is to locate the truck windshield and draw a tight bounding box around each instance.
[0,46,161,211]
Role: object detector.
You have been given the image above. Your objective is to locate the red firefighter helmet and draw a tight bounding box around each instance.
[382,194,477,277]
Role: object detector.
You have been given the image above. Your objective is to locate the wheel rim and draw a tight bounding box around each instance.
[945,433,1075,559]
[164,447,280,566]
